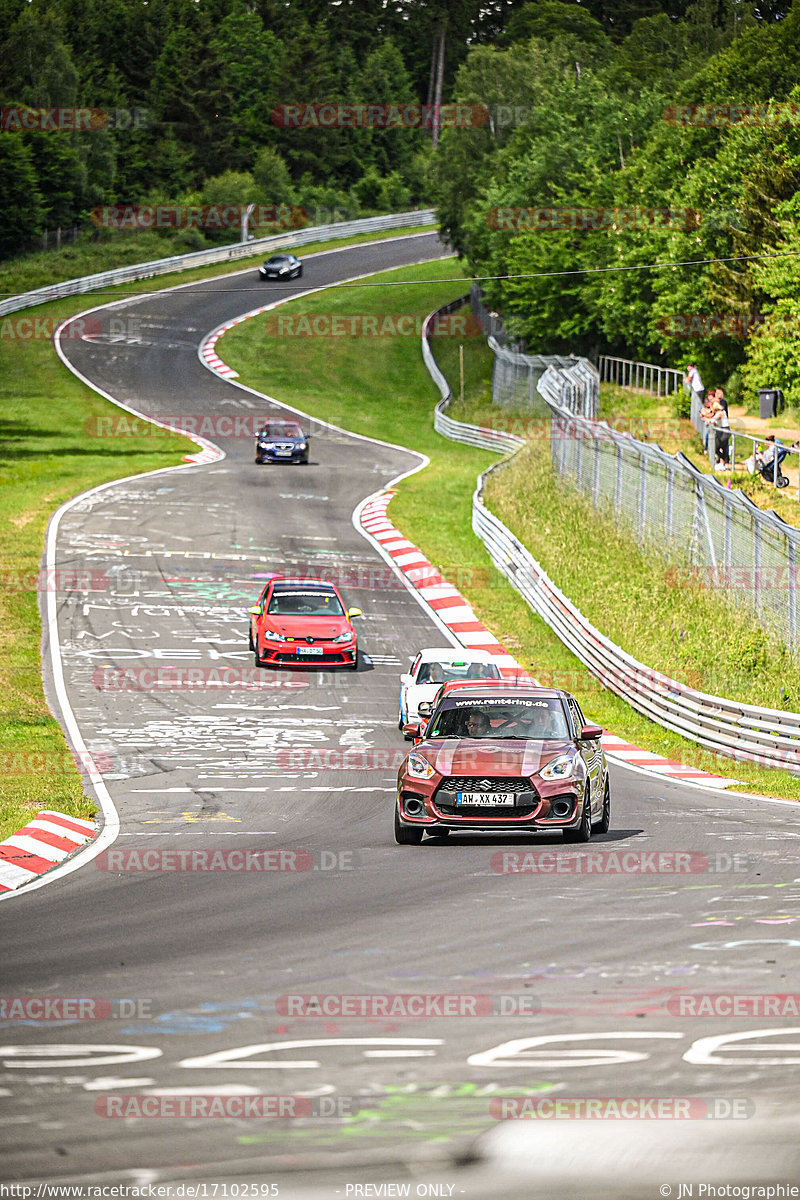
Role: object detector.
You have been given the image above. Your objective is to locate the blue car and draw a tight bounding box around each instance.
[255,419,310,465]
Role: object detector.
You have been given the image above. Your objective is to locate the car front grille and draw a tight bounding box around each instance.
[433,775,539,817]
[275,652,347,663]
[438,776,533,794]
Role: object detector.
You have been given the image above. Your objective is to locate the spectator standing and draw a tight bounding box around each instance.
[685,362,705,404]
[710,399,730,470]
[699,392,715,452]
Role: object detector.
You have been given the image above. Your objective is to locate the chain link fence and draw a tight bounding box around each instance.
[548,393,800,652]
[470,284,598,419]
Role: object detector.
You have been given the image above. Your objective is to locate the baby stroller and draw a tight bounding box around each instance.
[755,444,790,488]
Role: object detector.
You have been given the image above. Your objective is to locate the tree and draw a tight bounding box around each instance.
[0,137,44,256]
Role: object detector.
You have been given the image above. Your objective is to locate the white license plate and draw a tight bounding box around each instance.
[297,646,323,656]
[456,792,515,806]
[275,450,292,456]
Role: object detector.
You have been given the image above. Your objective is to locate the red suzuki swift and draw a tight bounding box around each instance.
[395,682,609,844]
[249,577,362,668]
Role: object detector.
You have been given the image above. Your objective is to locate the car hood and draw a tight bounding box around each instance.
[418,738,574,776]
[264,615,349,638]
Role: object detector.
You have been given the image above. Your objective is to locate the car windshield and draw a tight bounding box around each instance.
[267,256,290,265]
[267,589,344,617]
[427,699,570,740]
[260,423,303,438]
[416,660,500,684]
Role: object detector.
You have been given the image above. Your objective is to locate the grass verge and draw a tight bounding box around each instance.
[0,223,439,844]
[221,273,800,799]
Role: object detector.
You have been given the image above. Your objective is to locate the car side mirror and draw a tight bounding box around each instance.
[248,606,261,616]
[417,701,433,718]
[403,722,421,739]
[399,674,413,686]
[580,722,603,740]
[347,607,363,619]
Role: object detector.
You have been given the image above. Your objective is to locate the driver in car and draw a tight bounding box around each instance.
[464,710,491,738]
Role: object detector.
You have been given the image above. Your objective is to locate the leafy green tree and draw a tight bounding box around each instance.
[0,136,44,255]
[210,6,285,167]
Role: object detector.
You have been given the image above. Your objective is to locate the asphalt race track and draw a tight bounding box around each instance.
[2,232,800,1194]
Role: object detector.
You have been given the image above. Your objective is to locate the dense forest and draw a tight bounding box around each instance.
[1,0,799,398]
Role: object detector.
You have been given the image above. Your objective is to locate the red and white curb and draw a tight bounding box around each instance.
[0,810,99,892]
[359,490,734,789]
[200,328,240,379]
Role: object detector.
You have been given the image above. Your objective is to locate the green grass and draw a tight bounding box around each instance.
[0,223,439,844]
[221,276,800,799]
[0,221,436,298]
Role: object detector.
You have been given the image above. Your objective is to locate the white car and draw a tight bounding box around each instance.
[398,647,501,738]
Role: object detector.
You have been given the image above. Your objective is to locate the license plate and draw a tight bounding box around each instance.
[456,792,515,806]
[275,450,292,457]
[297,646,323,656]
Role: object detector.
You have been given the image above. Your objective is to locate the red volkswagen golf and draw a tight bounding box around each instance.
[249,577,362,668]
[394,682,610,844]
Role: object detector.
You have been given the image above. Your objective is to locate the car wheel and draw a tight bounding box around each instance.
[248,626,254,651]
[394,806,423,845]
[563,787,592,843]
[595,778,611,834]
[255,456,262,464]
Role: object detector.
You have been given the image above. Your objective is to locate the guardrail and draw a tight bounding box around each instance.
[421,300,800,772]
[599,354,683,397]
[0,209,437,320]
[422,301,526,455]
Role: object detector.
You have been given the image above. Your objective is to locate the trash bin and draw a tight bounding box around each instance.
[759,388,780,419]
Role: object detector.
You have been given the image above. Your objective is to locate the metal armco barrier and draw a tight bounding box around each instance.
[423,303,527,454]
[0,210,437,319]
[473,468,800,771]
[421,302,800,772]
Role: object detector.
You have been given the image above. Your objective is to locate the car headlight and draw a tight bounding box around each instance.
[331,630,354,643]
[262,629,286,642]
[407,752,436,779]
[538,754,576,781]
[298,442,307,450]
[259,441,274,449]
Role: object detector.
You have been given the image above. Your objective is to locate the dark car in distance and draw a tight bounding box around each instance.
[258,254,303,280]
[255,419,309,465]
